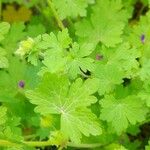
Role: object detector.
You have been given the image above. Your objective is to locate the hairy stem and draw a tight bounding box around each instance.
[47,0,65,30]
[0,139,105,149]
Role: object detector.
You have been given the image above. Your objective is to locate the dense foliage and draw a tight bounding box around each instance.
[0,0,150,149]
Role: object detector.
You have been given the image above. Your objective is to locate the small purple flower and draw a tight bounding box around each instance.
[18,80,25,88]
[96,54,103,60]
[141,34,145,44]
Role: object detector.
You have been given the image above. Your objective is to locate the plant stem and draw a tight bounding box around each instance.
[0,140,20,147]
[67,142,103,148]
[23,140,53,147]
[0,139,105,149]
[58,146,63,150]
[0,0,2,21]
[47,0,65,30]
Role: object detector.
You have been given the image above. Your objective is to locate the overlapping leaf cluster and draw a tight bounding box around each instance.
[0,0,150,150]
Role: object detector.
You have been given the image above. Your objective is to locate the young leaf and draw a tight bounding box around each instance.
[38,29,95,78]
[67,42,95,78]
[38,29,71,73]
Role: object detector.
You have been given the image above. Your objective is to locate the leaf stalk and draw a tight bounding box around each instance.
[47,0,65,30]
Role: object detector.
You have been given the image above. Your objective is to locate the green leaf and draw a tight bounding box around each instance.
[139,59,150,81]
[129,11,150,60]
[0,22,10,68]
[61,107,101,143]
[0,109,22,142]
[39,29,95,79]
[138,91,150,107]
[0,57,40,97]
[0,106,7,126]
[75,0,129,47]
[26,73,101,143]
[145,140,150,150]
[93,64,124,95]
[1,22,26,56]
[52,0,95,20]
[39,28,72,50]
[39,29,71,74]
[0,47,9,68]
[0,22,10,41]
[27,24,46,37]
[138,80,150,107]
[67,42,95,79]
[100,95,148,134]
[101,43,140,77]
